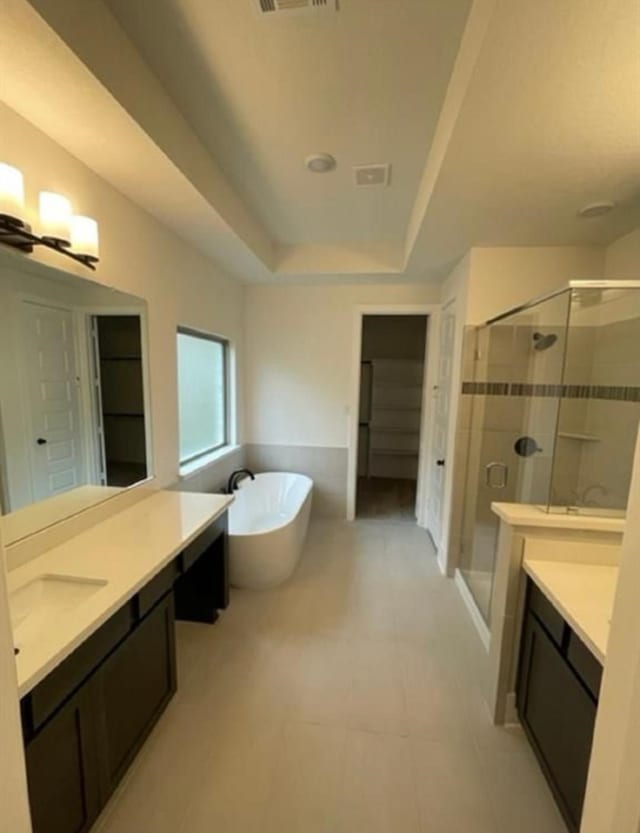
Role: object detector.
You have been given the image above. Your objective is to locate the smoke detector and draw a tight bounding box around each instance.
[354,164,391,187]
[254,0,339,15]
[305,153,337,173]
[578,201,615,219]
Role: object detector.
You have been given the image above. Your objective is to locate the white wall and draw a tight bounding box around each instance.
[0,102,245,492]
[0,527,32,833]
[581,426,640,833]
[465,246,605,324]
[244,283,440,448]
[604,226,640,279]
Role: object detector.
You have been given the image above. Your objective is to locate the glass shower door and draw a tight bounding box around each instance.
[458,291,571,623]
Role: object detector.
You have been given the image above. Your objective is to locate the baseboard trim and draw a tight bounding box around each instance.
[504,691,520,727]
[454,568,491,652]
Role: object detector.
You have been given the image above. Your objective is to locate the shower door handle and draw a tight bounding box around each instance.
[485,462,508,489]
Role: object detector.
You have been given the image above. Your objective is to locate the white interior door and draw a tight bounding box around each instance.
[426,303,456,549]
[21,301,86,502]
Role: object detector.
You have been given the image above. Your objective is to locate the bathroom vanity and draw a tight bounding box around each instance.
[7,490,232,833]
[517,555,617,833]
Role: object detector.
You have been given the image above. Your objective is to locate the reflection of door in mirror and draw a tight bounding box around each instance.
[0,255,152,543]
[90,316,148,488]
[21,301,86,502]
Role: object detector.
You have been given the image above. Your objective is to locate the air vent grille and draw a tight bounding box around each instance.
[256,0,337,15]
[354,164,391,188]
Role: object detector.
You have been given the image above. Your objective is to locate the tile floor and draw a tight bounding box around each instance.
[94,519,566,833]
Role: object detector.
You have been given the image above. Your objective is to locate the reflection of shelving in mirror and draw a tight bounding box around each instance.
[94,316,148,489]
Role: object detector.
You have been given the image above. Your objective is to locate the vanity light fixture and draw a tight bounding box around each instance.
[0,164,99,270]
[0,162,26,225]
[39,191,72,245]
[70,215,100,264]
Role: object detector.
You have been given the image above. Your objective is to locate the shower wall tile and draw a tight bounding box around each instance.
[246,443,348,518]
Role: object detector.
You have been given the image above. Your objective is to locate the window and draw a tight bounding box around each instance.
[177,328,229,465]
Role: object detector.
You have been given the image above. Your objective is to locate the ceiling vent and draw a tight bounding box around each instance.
[255,0,339,15]
[354,164,391,188]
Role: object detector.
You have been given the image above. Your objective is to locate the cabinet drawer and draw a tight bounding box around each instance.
[567,632,602,701]
[26,601,135,734]
[137,560,179,619]
[529,583,566,648]
[180,515,226,571]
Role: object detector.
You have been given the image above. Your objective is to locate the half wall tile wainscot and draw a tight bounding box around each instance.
[246,444,348,518]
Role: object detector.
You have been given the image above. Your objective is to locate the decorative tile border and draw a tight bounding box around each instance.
[462,381,640,402]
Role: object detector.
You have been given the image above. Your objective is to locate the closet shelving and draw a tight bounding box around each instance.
[364,359,423,479]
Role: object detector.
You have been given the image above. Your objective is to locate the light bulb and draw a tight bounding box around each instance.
[39,191,72,245]
[70,215,99,260]
[0,163,25,225]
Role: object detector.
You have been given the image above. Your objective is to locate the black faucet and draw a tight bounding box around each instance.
[227,469,255,493]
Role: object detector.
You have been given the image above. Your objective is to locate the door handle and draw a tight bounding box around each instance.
[436,459,445,467]
[485,461,508,489]
[36,438,48,445]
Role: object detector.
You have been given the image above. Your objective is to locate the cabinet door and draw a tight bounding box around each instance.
[25,681,100,833]
[97,594,177,795]
[518,613,597,832]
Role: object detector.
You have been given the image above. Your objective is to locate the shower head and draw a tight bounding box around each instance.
[532,331,558,351]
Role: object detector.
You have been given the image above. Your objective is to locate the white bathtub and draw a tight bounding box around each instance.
[228,472,313,589]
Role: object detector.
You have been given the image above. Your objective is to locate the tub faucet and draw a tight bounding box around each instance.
[227,469,255,493]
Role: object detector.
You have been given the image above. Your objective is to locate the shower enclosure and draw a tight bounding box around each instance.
[458,281,640,623]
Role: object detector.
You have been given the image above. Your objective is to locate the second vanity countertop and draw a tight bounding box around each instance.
[7,489,233,697]
[523,556,618,665]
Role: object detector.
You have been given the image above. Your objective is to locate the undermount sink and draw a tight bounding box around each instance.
[10,574,108,649]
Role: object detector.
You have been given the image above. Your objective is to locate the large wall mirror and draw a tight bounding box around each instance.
[0,251,153,545]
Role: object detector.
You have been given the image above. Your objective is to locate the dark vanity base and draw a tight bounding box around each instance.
[174,513,229,623]
[517,580,602,833]
[20,519,228,833]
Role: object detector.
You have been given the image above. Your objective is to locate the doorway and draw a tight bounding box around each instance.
[355,315,428,521]
[90,315,148,487]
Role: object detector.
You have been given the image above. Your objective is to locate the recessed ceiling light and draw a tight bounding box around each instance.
[305,153,336,173]
[578,201,616,219]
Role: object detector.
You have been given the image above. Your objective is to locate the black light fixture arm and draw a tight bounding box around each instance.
[0,214,98,270]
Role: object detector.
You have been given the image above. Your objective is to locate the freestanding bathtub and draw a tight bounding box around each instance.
[228,472,313,589]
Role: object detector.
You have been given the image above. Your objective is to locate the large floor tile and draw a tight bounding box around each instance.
[95,518,568,833]
[337,730,421,833]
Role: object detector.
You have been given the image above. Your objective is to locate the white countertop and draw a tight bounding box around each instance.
[7,490,233,697]
[523,558,618,664]
[1,485,124,546]
[492,502,626,533]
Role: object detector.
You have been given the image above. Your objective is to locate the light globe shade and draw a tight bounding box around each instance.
[70,215,99,260]
[39,191,72,244]
[0,162,25,223]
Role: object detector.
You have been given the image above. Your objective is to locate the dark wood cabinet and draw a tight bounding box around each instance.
[517,582,602,833]
[21,516,229,833]
[97,594,176,794]
[23,594,176,833]
[24,680,101,833]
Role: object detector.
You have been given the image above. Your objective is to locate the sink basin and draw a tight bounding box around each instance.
[10,574,107,649]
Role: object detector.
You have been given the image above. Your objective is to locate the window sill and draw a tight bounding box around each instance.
[179,444,242,480]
